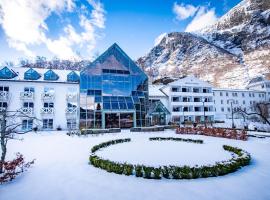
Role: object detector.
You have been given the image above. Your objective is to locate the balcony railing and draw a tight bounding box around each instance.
[20,107,34,115]
[20,91,34,100]
[40,107,54,115]
[66,107,77,114]
[66,93,78,101]
[41,92,55,101]
[65,107,77,119]
[0,107,7,112]
[0,91,9,101]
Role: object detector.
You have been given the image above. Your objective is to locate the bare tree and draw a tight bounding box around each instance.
[235,102,270,126]
[0,108,40,174]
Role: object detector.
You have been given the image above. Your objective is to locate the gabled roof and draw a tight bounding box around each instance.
[149,85,167,97]
[0,67,18,79]
[24,68,41,80]
[82,43,147,78]
[166,75,213,88]
[147,100,170,116]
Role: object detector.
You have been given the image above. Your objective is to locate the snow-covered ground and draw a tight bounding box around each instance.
[1,130,270,200]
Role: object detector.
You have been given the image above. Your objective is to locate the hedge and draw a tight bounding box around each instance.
[89,138,251,179]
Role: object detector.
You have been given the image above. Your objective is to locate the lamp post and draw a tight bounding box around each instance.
[182,108,185,127]
[202,98,206,128]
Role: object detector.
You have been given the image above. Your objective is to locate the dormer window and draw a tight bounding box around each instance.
[44,69,59,81]
[67,71,79,82]
[0,67,17,79]
[24,68,41,80]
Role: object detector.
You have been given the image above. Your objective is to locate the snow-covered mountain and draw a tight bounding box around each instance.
[137,0,270,88]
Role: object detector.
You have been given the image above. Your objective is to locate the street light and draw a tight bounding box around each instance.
[182,108,185,127]
[228,99,235,129]
[202,97,207,128]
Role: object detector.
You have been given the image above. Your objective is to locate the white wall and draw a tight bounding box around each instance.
[213,89,267,121]
[1,80,79,131]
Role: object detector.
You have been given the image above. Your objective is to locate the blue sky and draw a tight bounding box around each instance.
[0,0,242,64]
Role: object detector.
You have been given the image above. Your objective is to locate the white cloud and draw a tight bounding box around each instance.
[173,3,198,20]
[0,0,106,60]
[185,6,218,32]
[154,33,167,46]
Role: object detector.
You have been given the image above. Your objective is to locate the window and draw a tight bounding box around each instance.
[0,67,17,79]
[23,102,34,108]
[102,69,130,74]
[172,97,180,102]
[243,100,245,104]
[173,106,181,112]
[67,71,79,82]
[194,107,200,112]
[44,102,54,108]
[24,68,41,80]
[22,120,33,130]
[44,69,59,81]
[67,119,77,130]
[227,100,229,104]
[252,93,255,97]
[226,92,228,97]
[24,87,34,92]
[43,119,53,129]
[242,93,245,97]
[194,97,200,102]
[0,102,8,108]
[44,87,54,93]
[221,107,224,112]
[221,100,223,104]
[183,107,188,112]
[182,88,188,92]
[0,86,9,92]
[249,93,252,97]
[193,88,200,93]
[220,92,223,96]
[227,107,231,112]
[171,87,178,92]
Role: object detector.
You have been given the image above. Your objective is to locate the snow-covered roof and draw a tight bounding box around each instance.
[149,84,167,97]
[213,88,264,93]
[0,66,80,83]
[167,75,213,88]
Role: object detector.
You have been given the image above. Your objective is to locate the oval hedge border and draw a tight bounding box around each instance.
[89,137,251,179]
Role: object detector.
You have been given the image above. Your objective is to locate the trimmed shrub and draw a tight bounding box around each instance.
[89,138,251,180]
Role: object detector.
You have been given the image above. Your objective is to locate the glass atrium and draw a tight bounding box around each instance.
[80,43,149,129]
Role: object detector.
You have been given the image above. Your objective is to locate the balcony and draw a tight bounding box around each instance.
[20,91,34,100]
[20,107,34,116]
[41,92,55,101]
[0,107,7,112]
[65,107,77,118]
[40,107,54,115]
[66,93,78,101]
[0,91,9,101]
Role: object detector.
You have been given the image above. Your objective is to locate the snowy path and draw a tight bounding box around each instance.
[1,130,270,200]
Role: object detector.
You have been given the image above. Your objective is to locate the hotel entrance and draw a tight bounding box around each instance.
[105,112,134,128]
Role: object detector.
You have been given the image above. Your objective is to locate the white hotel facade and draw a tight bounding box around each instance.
[0,64,269,131]
[149,75,270,125]
[0,67,80,131]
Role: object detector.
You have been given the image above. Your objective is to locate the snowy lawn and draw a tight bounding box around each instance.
[1,129,270,200]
